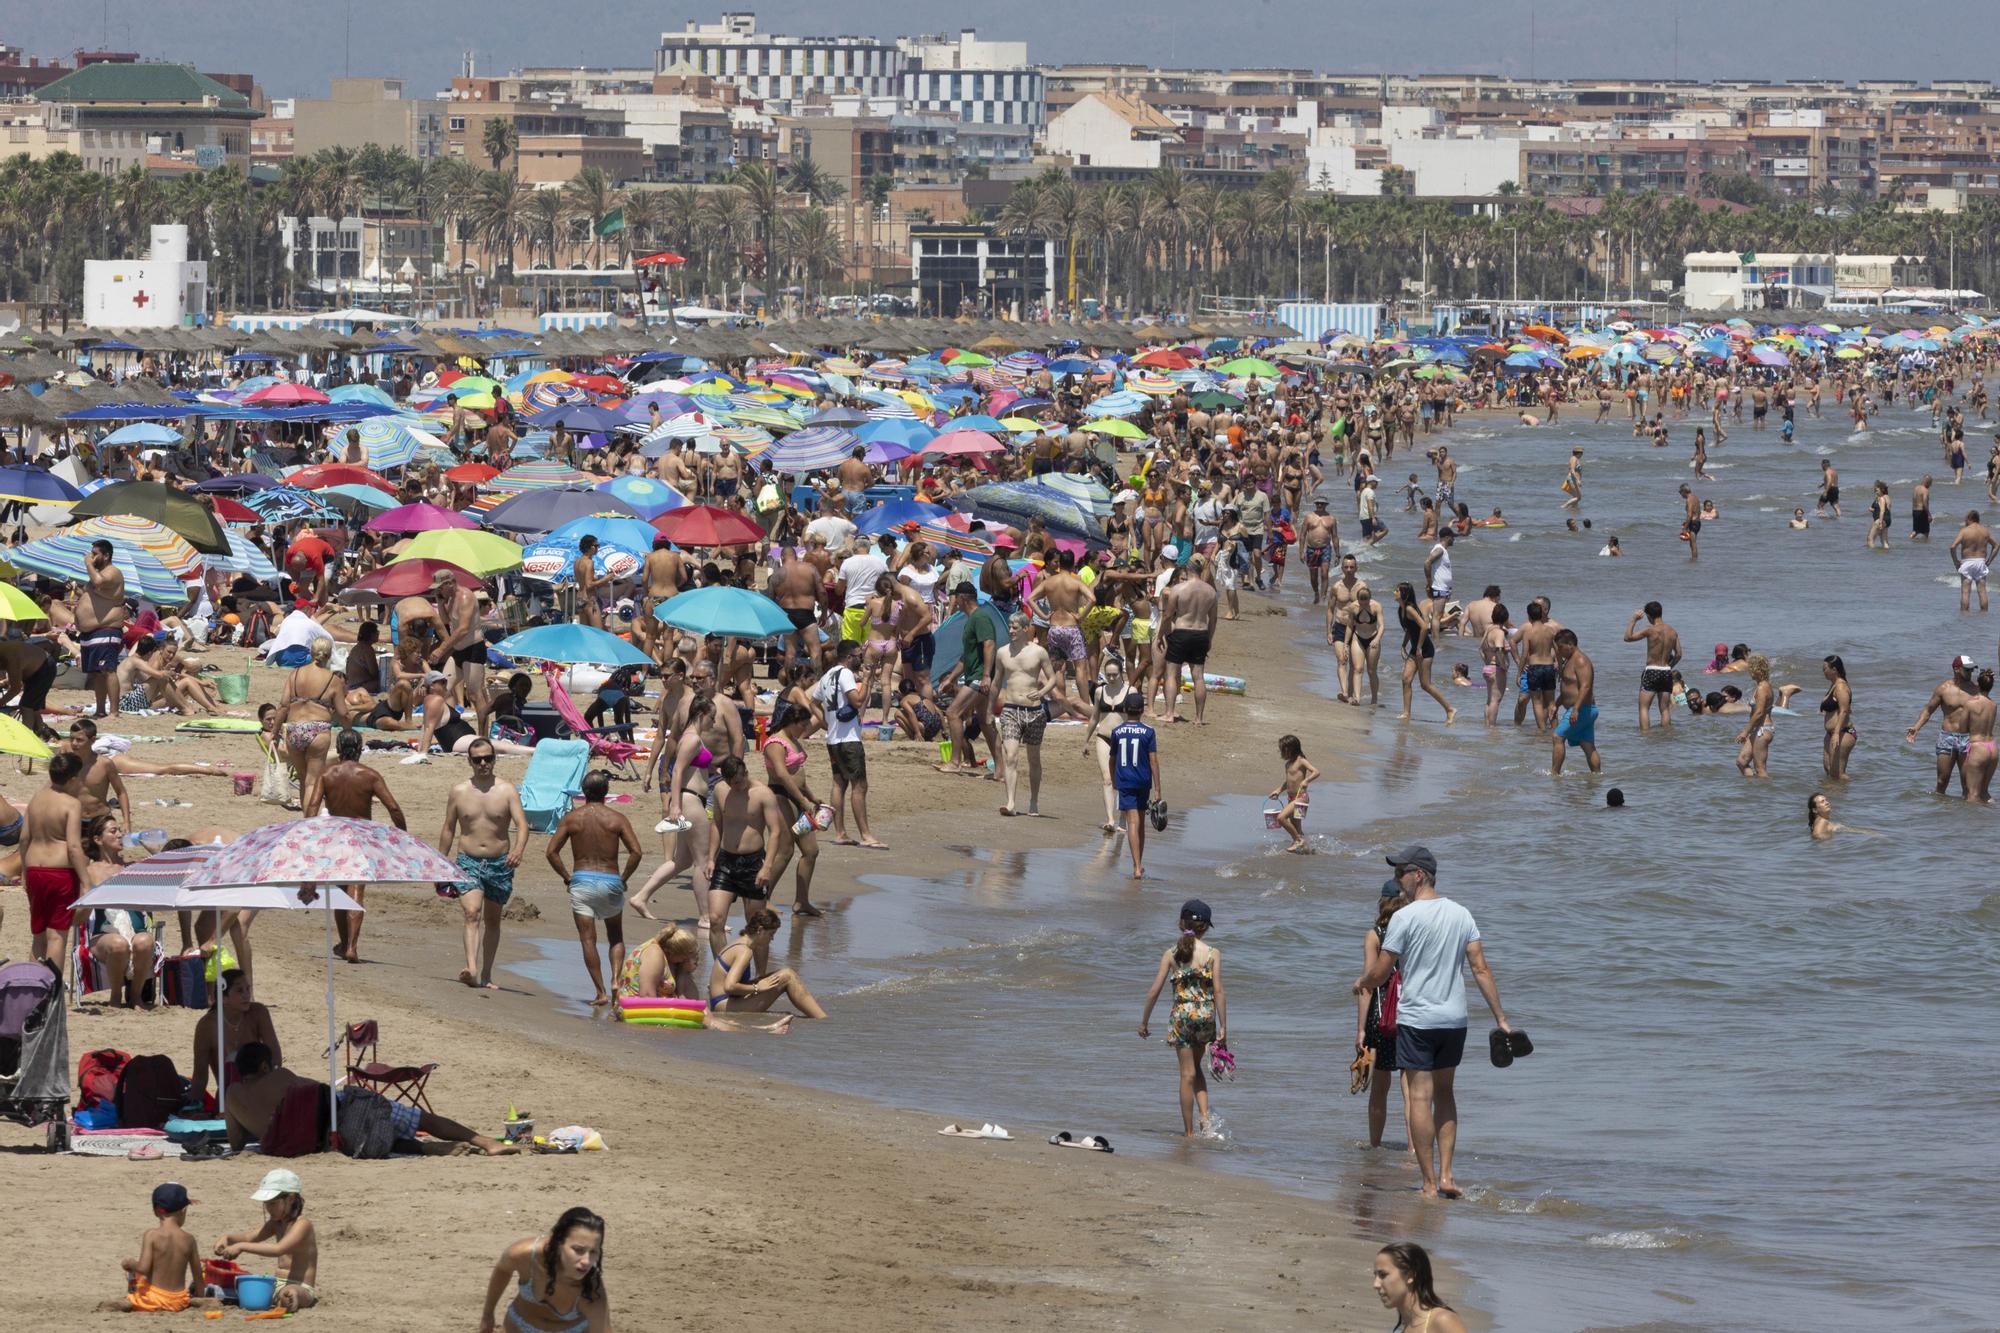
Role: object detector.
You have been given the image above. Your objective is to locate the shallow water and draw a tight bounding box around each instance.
[511,397,2000,1330]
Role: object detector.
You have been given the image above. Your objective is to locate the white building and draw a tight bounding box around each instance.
[1375,106,1554,197]
[1043,92,1181,170]
[896,30,1044,133]
[656,13,901,109]
[1683,251,1837,310]
[83,225,207,329]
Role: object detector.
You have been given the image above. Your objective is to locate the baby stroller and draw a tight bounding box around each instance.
[0,960,70,1151]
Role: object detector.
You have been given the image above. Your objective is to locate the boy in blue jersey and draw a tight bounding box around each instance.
[1108,692,1164,878]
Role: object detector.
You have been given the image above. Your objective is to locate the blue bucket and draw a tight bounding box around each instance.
[235,1274,277,1311]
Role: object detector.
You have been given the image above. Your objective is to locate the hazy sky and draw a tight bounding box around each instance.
[15,0,2000,99]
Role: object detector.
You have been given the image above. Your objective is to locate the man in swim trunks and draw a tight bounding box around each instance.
[1025,549,1096,713]
[1907,654,1982,796]
[545,768,644,1007]
[1161,556,1220,725]
[995,612,1056,817]
[313,728,408,963]
[1623,601,1682,732]
[1551,628,1602,776]
[941,583,1003,780]
[1950,511,1996,613]
[638,535,688,662]
[65,719,131,824]
[773,545,825,666]
[437,738,528,989]
[1324,554,1368,701]
[704,754,786,953]
[1911,475,1933,543]
[430,569,494,740]
[78,539,129,718]
[1515,600,1559,732]
[0,640,56,739]
[22,751,89,963]
[1300,499,1337,604]
[1679,483,1701,562]
[1818,460,1841,518]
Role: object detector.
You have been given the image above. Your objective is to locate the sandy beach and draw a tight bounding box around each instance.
[0,591,1423,1330]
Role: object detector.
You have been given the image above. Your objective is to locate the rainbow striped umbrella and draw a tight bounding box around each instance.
[1129,371,1179,395]
[350,417,430,471]
[523,381,591,413]
[68,514,204,582]
[9,532,189,604]
[727,404,803,432]
[487,460,597,493]
[914,515,994,557]
[764,425,859,474]
[712,424,773,456]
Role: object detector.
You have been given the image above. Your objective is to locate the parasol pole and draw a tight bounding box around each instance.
[324,890,339,1143]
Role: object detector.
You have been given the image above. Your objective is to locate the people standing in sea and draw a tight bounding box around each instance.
[1734,654,1776,780]
[1818,460,1841,518]
[1356,883,1409,1151]
[437,738,529,990]
[1820,655,1857,782]
[1354,847,1513,1201]
[1678,484,1701,561]
[1138,899,1225,1138]
[1326,554,1368,703]
[1906,654,1981,796]
[1515,600,1558,731]
[1950,511,1995,612]
[1269,734,1319,854]
[1395,583,1455,725]
[1912,475,1934,543]
[1551,629,1601,775]
[1109,692,1163,879]
[1623,602,1681,732]
[1867,481,1893,551]
[1478,603,1510,725]
[544,769,644,1008]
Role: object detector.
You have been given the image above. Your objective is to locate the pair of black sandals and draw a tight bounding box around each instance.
[1488,1028,1534,1068]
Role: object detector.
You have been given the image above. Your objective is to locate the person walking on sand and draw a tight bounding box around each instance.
[815,640,886,849]
[1623,601,1681,732]
[1110,692,1164,878]
[1269,734,1319,853]
[1950,511,1996,613]
[1551,628,1601,775]
[480,1207,609,1333]
[1161,556,1219,725]
[995,612,1056,817]
[22,750,89,966]
[309,728,407,964]
[1354,846,1513,1201]
[545,769,644,1007]
[437,738,528,989]
[1138,899,1226,1138]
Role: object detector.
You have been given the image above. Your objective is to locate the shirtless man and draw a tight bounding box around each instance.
[544,769,644,1007]
[23,752,89,963]
[772,544,825,666]
[994,613,1057,817]
[571,535,606,629]
[310,729,407,963]
[1431,446,1457,514]
[1907,654,1982,795]
[1950,511,1996,613]
[1623,601,1682,731]
[1818,460,1841,518]
[65,719,131,822]
[429,570,492,739]
[0,639,56,738]
[1324,554,1368,700]
[1025,549,1095,711]
[1299,498,1338,603]
[656,439,695,493]
[639,535,687,660]
[436,738,528,989]
[224,1042,511,1155]
[702,755,785,958]
[835,446,873,505]
[1551,629,1602,776]
[78,541,130,717]
[1515,600,1560,732]
[1679,484,1702,562]
[1161,557,1221,725]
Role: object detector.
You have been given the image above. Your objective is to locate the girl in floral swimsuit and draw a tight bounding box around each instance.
[1138,898,1226,1137]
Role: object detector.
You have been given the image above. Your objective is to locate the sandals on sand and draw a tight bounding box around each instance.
[1048,1132,1113,1152]
[937,1123,1011,1140]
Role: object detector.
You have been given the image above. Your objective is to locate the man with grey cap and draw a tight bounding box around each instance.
[1353,844,1513,1200]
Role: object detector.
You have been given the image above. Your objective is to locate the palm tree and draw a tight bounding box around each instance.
[784,206,841,303]
[561,166,616,267]
[730,162,781,280]
[618,186,664,256]
[524,188,564,269]
[481,119,519,174]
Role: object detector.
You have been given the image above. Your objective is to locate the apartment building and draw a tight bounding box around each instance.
[656,13,901,110]
[445,77,645,183]
[292,77,446,160]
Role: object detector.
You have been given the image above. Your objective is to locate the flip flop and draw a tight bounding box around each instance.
[126,1143,163,1160]
[1049,1132,1112,1152]
[1506,1028,1534,1059]
[979,1123,1012,1140]
[1489,1028,1514,1068]
[937,1124,987,1138]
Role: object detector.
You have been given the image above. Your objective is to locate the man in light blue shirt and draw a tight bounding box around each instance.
[1355,844,1513,1201]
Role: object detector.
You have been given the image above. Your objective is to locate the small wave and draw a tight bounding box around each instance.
[837,968,985,999]
[1497,1189,1589,1217]
[1586,1228,1696,1251]
[1509,531,1523,542]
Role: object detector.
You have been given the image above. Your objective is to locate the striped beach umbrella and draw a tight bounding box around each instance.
[727,404,805,433]
[206,530,280,579]
[913,515,994,557]
[763,425,859,474]
[241,486,342,523]
[598,475,688,520]
[523,381,590,413]
[10,532,189,604]
[349,417,430,471]
[67,514,204,583]
[711,424,774,457]
[487,460,597,493]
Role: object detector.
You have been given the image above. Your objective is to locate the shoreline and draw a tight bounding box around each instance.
[2,591,1446,1331]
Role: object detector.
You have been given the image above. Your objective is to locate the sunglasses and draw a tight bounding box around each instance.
[469,753,496,765]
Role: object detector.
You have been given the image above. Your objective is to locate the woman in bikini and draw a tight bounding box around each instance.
[708,908,827,1018]
[1962,668,1996,803]
[276,637,349,811]
[1345,586,1384,708]
[1372,1242,1465,1333]
[479,1207,608,1333]
[858,573,904,730]
[628,694,729,920]
[760,702,826,917]
[1083,652,1136,834]
[1735,653,1776,780]
[1394,582,1454,725]
[1819,654,1857,781]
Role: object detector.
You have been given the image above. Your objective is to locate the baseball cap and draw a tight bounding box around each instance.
[1180,898,1213,926]
[1384,844,1438,880]
[151,1182,196,1213]
[251,1168,302,1201]
[1313,497,1328,508]
[1953,654,1979,671]
[1379,878,1401,898]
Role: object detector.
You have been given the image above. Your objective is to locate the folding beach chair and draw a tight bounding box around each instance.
[339,1020,438,1115]
[519,738,590,834]
[537,664,645,781]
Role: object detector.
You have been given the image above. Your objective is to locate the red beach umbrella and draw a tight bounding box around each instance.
[651,504,764,547]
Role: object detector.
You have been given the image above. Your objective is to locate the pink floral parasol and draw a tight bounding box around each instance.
[183,817,469,889]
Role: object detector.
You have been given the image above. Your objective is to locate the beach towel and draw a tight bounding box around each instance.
[173,718,264,733]
[519,740,590,834]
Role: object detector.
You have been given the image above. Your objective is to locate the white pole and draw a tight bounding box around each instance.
[214,909,225,1124]
[324,897,339,1142]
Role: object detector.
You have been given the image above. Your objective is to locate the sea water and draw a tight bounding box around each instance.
[514,399,2000,1329]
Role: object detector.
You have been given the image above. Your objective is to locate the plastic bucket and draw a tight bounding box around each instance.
[231,773,255,797]
[213,673,251,705]
[235,1275,277,1311]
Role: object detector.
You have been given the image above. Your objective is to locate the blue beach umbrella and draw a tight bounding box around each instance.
[99,422,182,447]
[654,586,794,639]
[764,425,860,474]
[855,499,951,535]
[547,514,662,554]
[0,465,85,506]
[206,530,280,579]
[494,623,651,667]
[8,533,188,604]
[483,487,638,538]
[597,475,688,519]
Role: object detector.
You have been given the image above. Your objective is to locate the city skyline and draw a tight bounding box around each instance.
[14,0,2000,100]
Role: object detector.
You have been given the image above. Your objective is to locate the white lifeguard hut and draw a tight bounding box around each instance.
[82,224,209,328]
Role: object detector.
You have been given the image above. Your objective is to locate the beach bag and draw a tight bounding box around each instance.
[259,739,296,806]
[756,481,783,513]
[1378,969,1400,1034]
[78,1048,132,1112]
[115,1054,184,1130]
[213,672,250,705]
[334,1087,399,1160]
[159,954,210,1010]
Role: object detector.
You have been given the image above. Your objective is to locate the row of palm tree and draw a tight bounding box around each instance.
[6,147,1998,319]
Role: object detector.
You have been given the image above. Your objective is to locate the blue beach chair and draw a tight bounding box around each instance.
[519,739,590,833]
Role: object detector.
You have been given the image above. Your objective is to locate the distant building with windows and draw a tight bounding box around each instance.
[33,60,262,170]
[911,221,1056,317]
[895,31,1043,136]
[657,13,902,109]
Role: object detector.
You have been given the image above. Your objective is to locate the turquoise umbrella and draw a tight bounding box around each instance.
[654,586,793,638]
[494,624,652,667]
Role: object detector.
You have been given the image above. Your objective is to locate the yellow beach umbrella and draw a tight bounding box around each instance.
[0,713,52,760]
[0,582,46,620]
[388,529,523,575]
